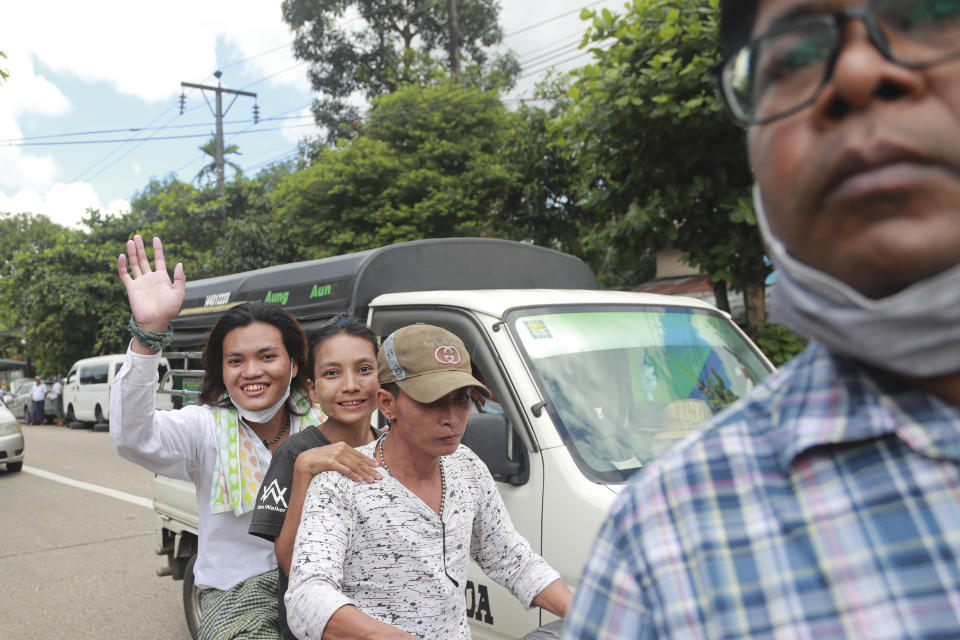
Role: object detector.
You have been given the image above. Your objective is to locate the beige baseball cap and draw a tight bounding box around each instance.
[377,324,490,403]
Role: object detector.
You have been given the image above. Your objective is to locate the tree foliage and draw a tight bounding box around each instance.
[552,0,769,325]
[282,0,518,141]
[271,82,517,257]
[195,137,243,187]
[0,213,128,375]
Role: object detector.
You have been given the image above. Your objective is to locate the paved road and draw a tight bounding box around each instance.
[0,422,189,639]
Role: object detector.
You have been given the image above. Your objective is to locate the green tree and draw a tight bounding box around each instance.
[552,0,769,332]
[0,221,127,376]
[195,137,243,188]
[500,82,656,286]
[0,212,65,363]
[270,82,515,258]
[282,0,518,142]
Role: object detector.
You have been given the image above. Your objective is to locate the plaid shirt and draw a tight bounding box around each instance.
[564,343,960,640]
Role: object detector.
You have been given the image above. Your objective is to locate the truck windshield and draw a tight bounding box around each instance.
[509,305,773,483]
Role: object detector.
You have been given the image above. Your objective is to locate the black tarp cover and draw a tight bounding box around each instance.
[169,238,598,349]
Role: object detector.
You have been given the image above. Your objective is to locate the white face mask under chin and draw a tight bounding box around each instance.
[754,184,960,378]
[229,362,294,424]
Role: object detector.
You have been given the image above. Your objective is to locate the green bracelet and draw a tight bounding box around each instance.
[128,315,174,352]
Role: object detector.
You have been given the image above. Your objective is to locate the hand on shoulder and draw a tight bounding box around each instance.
[294,441,381,484]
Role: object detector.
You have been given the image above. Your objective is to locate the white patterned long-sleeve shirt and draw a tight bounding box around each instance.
[286,441,559,639]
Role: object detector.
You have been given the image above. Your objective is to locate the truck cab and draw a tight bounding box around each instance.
[152,238,774,638]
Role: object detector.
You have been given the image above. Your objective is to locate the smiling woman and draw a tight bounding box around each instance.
[108,234,326,640]
[249,314,382,640]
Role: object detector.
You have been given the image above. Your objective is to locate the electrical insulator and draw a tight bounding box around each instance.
[179,93,186,115]
[253,104,260,124]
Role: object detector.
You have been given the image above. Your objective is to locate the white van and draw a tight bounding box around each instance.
[64,354,173,425]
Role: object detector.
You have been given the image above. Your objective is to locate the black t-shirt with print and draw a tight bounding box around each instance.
[251,426,333,640]
[250,424,379,640]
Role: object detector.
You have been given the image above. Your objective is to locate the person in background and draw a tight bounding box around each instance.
[28,376,47,425]
[563,0,960,637]
[49,375,63,425]
[249,314,382,640]
[286,324,572,639]
[110,234,325,640]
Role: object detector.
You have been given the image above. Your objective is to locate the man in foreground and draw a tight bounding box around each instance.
[564,0,960,637]
[285,324,571,639]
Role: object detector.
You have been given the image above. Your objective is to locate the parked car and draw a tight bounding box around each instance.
[0,397,24,471]
[8,377,56,424]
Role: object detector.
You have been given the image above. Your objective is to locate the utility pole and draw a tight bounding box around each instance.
[448,0,461,83]
[181,71,257,196]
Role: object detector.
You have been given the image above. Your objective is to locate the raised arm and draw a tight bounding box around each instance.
[117,235,185,354]
[110,234,198,479]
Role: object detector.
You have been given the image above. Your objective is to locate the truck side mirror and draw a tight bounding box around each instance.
[462,413,527,486]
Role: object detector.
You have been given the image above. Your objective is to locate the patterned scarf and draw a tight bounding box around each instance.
[210,390,325,516]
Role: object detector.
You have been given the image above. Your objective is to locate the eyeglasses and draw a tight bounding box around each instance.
[717,0,960,125]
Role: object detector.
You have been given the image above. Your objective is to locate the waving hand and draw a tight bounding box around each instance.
[117,235,185,350]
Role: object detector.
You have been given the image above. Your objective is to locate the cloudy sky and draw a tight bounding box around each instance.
[0,0,619,229]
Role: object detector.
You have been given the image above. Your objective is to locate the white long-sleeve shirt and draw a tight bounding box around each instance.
[109,345,303,590]
[286,441,559,639]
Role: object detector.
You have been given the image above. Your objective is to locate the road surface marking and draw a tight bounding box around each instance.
[22,465,152,509]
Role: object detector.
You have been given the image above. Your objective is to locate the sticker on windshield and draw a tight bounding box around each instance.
[523,319,552,340]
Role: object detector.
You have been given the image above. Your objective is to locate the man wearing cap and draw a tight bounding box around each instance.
[285,324,571,639]
[564,0,960,638]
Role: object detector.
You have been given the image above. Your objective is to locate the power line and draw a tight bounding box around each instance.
[0,114,315,145]
[71,106,180,183]
[16,123,317,147]
[503,0,609,39]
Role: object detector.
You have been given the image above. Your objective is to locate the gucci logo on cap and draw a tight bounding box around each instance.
[434,345,461,365]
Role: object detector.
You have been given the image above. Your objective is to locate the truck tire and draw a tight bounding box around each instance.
[183,554,203,639]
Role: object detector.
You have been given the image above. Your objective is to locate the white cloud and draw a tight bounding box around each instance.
[0,183,128,229]
[1,1,303,104]
[0,51,70,192]
[0,147,58,193]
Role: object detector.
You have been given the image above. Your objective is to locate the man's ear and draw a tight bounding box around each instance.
[307,380,319,405]
[377,388,396,421]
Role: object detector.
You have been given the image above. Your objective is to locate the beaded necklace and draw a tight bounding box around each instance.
[376,433,447,518]
[376,432,457,586]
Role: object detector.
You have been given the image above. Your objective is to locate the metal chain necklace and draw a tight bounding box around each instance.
[261,421,289,447]
[377,433,446,518]
[376,432,458,587]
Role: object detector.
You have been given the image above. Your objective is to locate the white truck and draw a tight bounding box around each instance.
[152,238,774,638]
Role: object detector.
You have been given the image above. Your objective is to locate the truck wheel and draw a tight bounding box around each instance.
[66,405,75,422]
[6,461,23,472]
[183,554,203,640]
